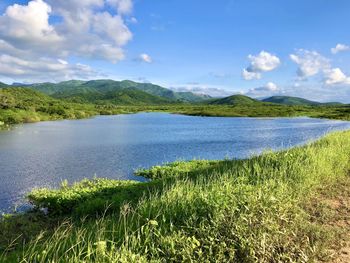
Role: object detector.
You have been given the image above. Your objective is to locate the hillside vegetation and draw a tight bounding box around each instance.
[1,130,350,262]
[262,96,322,106]
[0,88,98,124]
[28,80,210,103]
[0,82,349,126]
[0,82,8,88]
[207,94,262,105]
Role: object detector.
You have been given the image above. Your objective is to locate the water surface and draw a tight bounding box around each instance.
[0,113,349,212]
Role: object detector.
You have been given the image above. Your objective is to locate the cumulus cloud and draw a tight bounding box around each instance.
[245,82,281,97]
[242,69,261,80]
[0,0,62,49]
[107,0,133,15]
[92,12,132,46]
[139,53,153,63]
[171,84,234,97]
[290,49,330,79]
[0,0,135,81]
[324,68,350,85]
[331,43,350,54]
[242,51,280,80]
[0,54,99,82]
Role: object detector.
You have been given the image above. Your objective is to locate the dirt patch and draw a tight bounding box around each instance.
[306,175,350,262]
[332,242,350,263]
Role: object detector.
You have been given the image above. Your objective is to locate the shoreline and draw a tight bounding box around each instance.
[1,103,350,129]
[1,106,350,131]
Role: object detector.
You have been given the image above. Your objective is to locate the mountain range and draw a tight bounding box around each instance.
[206,95,344,106]
[23,80,211,105]
[0,80,345,106]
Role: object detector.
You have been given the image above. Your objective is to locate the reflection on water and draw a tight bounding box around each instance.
[0,113,349,212]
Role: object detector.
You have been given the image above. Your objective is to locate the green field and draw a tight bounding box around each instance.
[1,130,350,262]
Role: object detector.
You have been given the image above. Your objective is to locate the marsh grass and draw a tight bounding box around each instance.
[1,131,350,262]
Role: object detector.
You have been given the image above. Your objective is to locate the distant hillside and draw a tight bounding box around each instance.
[0,82,8,88]
[62,88,173,105]
[207,94,261,105]
[27,80,210,104]
[176,92,212,102]
[0,87,101,124]
[262,96,321,106]
[0,88,63,110]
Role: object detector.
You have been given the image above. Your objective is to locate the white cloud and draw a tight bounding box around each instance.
[324,68,350,85]
[107,0,133,15]
[245,82,281,97]
[128,17,138,24]
[0,0,62,48]
[171,84,234,97]
[57,59,68,65]
[242,51,280,80]
[139,53,152,63]
[92,12,132,46]
[242,69,261,80]
[248,51,281,72]
[0,0,135,81]
[290,49,330,79]
[0,54,99,82]
[331,43,350,54]
[263,82,279,91]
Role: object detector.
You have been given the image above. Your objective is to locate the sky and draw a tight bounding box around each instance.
[0,0,350,102]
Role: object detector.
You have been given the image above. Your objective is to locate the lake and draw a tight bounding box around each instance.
[1,113,350,213]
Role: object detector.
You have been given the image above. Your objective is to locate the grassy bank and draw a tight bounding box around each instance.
[175,104,350,121]
[0,87,149,127]
[1,130,350,262]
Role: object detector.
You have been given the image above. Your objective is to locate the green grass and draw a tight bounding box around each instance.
[1,130,350,262]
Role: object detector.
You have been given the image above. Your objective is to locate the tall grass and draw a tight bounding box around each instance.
[2,131,350,262]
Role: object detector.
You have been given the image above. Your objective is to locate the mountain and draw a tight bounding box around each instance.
[207,94,261,105]
[176,92,212,102]
[0,82,8,88]
[12,82,33,87]
[29,80,88,95]
[61,88,174,105]
[262,96,321,106]
[28,80,210,103]
[0,88,60,110]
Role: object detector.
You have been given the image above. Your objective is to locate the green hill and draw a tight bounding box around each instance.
[176,91,212,102]
[27,80,210,103]
[207,94,261,105]
[262,96,321,106]
[0,82,8,88]
[0,88,97,124]
[102,88,173,105]
[0,88,57,109]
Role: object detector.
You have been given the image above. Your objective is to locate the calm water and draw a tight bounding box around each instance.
[1,113,350,213]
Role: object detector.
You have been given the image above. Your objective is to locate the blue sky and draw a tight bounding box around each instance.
[0,0,350,102]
